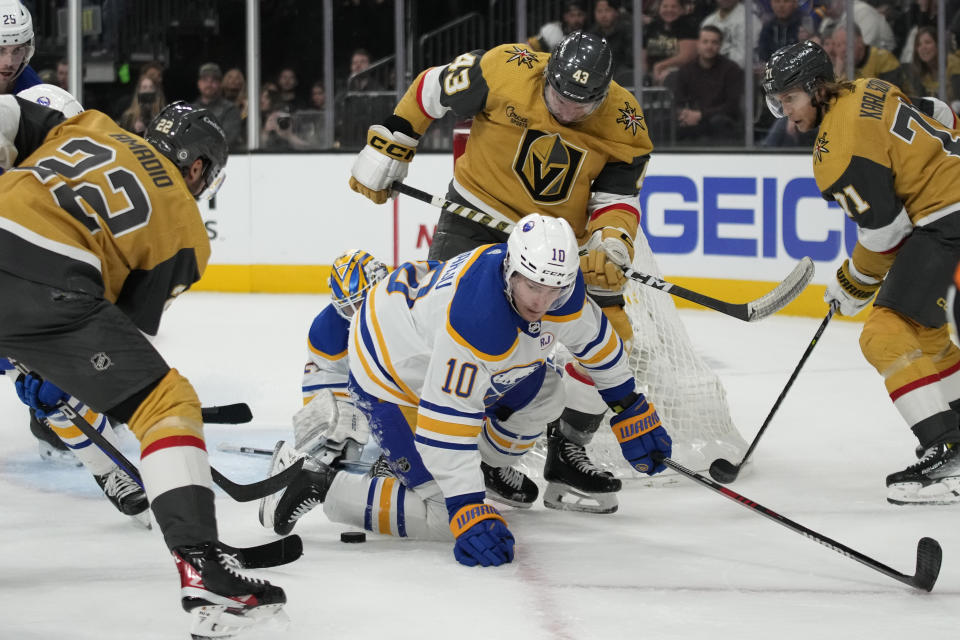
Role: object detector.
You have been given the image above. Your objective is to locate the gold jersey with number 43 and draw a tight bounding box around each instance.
[394,43,654,241]
[814,77,960,279]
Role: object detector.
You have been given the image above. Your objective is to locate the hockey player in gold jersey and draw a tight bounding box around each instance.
[0,98,288,635]
[349,31,653,513]
[764,40,960,505]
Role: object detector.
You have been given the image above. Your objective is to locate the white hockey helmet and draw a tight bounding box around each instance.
[0,1,35,80]
[17,83,83,117]
[503,213,580,312]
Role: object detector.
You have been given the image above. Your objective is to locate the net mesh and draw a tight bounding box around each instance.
[518,232,747,483]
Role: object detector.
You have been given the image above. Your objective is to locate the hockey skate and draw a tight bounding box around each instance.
[543,422,621,514]
[886,443,960,505]
[481,461,538,508]
[173,541,288,639]
[94,465,151,527]
[30,413,80,467]
[259,440,337,535]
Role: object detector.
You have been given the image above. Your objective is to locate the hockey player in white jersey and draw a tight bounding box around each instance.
[279,248,541,507]
[261,214,672,566]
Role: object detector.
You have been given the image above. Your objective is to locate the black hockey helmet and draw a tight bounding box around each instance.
[144,101,228,200]
[545,31,613,104]
[762,40,835,118]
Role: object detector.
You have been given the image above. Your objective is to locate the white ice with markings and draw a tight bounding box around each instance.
[1,292,957,639]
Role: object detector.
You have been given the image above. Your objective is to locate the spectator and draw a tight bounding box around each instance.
[222,67,247,120]
[757,0,815,62]
[275,66,305,110]
[701,0,761,68]
[117,73,165,136]
[528,1,589,53]
[346,48,384,91]
[762,113,819,146]
[309,80,326,111]
[674,25,744,142]
[590,0,634,74]
[896,0,960,64]
[55,58,68,89]
[644,0,698,86]
[818,0,896,53]
[192,62,244,151]
[905,26,960,111]
[831,24,903,87]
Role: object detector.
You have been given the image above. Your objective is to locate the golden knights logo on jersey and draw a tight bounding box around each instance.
[512,130,586,204]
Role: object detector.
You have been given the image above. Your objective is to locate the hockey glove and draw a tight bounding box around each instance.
[348,124,418,204]
[609,393,672,475]
[825,259,881,317]
[450,503,515,567]
[580,227,634,293]
[15,373,68,419]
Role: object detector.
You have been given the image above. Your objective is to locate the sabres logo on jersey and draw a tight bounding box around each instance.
[505,45,539,69]
[513,130,586,204]
[616,102,645,135]
[814,132,830,163]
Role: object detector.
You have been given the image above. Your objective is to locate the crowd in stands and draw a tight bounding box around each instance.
[31,0,960,151]
[523,0,960,147]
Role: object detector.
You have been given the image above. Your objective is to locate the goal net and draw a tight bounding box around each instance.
[584,230,748,479]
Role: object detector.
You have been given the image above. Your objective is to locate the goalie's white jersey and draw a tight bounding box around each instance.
[349,243,636,500]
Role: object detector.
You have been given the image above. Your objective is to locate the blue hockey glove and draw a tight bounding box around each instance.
[15,373,68,419]
[449,503,515,567]
[610,393,672,475]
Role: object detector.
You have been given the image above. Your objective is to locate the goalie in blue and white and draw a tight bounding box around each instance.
[291,249,388,468]
[260,214,672,567]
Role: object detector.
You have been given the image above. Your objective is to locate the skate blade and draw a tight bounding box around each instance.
[485,489,535,510]
[887,478,960,506]
[130,510,152,530]
[543,482,617,514]
[190,603,289,639]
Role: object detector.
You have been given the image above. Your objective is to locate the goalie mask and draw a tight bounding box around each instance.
[144,101,228,201]
[17,83,83,117]
[503,213,580,315]
[0,0,34,83]
[330,249,388,319]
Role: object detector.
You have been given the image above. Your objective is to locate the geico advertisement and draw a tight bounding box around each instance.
[197,153,848,285]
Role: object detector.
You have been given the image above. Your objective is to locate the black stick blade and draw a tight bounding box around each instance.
[708,458,740,484]
[222,535,304,569]
[912,537,942,592]
[202,403,253,424]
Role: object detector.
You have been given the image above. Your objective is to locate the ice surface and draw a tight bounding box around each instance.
[1,293,957,639]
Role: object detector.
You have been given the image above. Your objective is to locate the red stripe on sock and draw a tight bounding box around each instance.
[142,435,207,458]
[890,372,941,403]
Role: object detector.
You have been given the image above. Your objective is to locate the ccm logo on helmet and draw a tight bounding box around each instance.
[370,134,415,161]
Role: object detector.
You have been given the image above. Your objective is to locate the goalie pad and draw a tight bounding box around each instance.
[293,388,370,458]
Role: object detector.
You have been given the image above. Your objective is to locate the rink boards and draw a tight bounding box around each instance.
[194,152,854,318]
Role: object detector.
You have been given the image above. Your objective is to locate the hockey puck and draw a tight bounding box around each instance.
[340,531,366,543]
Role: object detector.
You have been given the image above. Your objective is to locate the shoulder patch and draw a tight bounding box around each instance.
[615,101,645,136]
[307,304,350,359]
[504,44,540,69]
[813,131,830,164]
[447,246,521,360]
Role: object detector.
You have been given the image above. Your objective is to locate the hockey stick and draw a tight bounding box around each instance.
[653,452,942,591]
[11,362,303,502]
[218,442,274,457]
[221,535,303,569]
[202,403,253,424]
[709,304,837,483]
[392,181,814,322]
